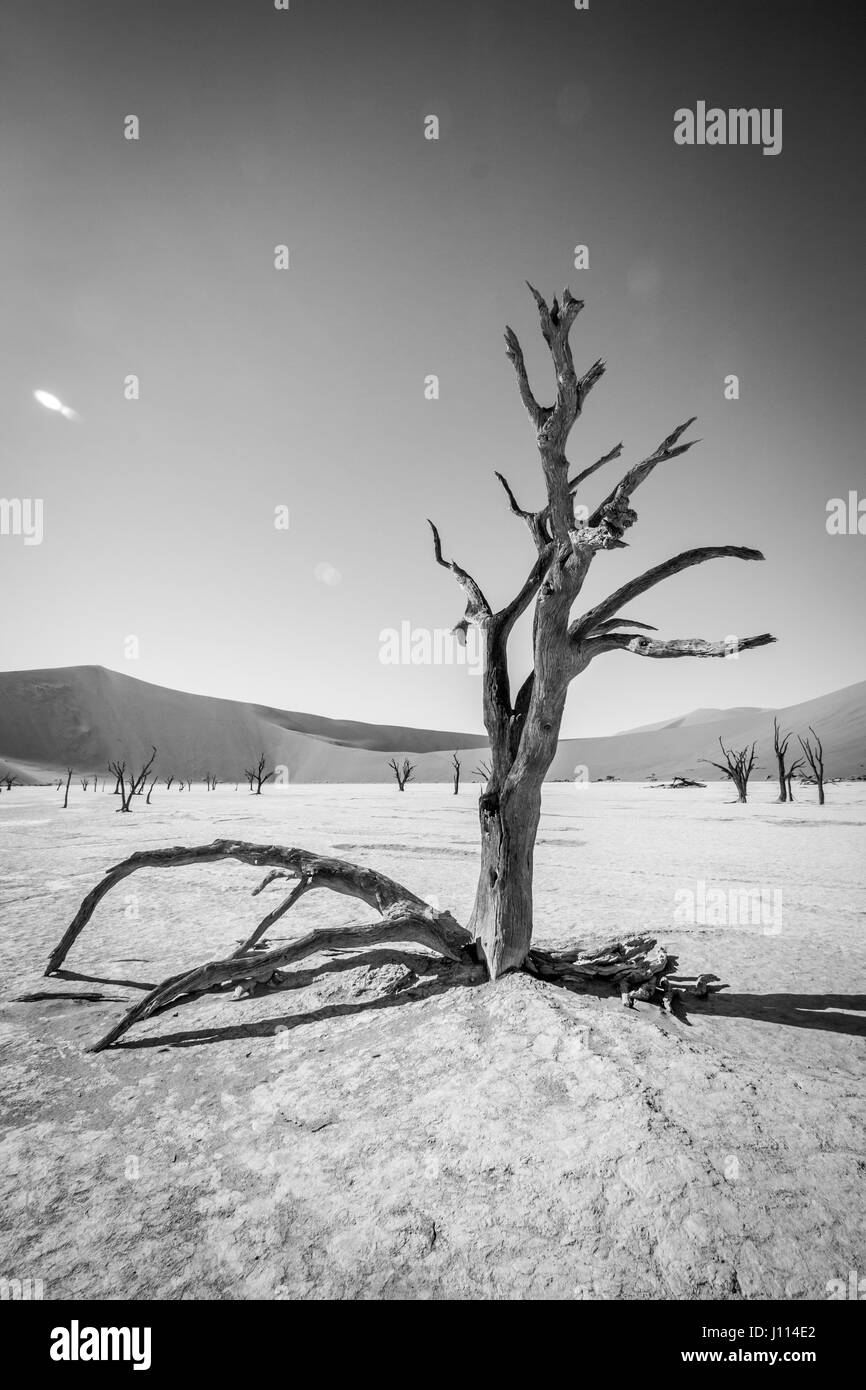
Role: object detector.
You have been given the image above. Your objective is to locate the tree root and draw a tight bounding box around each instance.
[43,838,726,1052]
[527,940,727,1011]
[527,935,671,985]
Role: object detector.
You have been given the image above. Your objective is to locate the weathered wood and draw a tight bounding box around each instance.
[427,284,775,977]
[528,935,670,985]
[44,838,471,977]
[88,907,469,1052]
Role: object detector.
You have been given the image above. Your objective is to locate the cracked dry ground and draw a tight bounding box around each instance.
[1,784,864,1299]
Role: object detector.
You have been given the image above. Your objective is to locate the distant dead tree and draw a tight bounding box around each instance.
[798,726,825,805]
[62,768,73,809]
[245,754,274,795]
[212,775,218,790]
[702,739,757,803]
[107,747,157,813]
[79,777,89,792]
[205,772,214,791]
[388,757,415,791]
[471,759,492,784]
[773,717,793,803]
[146,775,159,805]
[55,778,63,791]
[165,775,174,791]
[785,754,805,802]
[451,752,461,794]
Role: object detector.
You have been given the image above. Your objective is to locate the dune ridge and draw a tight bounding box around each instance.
[0,664,863,785]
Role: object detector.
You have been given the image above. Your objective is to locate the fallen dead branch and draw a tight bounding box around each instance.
[44,838,727,1052]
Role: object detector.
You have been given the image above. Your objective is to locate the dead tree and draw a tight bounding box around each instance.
[110,767,122,795]
[62,769,73,809]
[165,775,174,791]
[426,285,771,973]
[702,739,758,803]
[46,285,772,1047]
[107,747,157,813]
[44,840,711,1052]
[451,752,461,794]
[472,759,493,783]
[79,777,89,792]
[244,754,274,795]
[773,717,792,802]
[798,727,825,805]
[4,775,17,791]
[145,775,158,805]
[388,757,415,791]
[785,755,804,801]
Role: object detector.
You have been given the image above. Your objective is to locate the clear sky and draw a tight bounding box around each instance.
[1,0,863,736]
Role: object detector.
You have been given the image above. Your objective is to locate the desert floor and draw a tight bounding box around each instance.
[1,780,864,1300]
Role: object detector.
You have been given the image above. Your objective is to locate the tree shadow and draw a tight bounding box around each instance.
[682,990,866,1037]
[53,967,157,991]
[110,952,485,1050]
[13,988,126,1005]
[544,977,866,1037]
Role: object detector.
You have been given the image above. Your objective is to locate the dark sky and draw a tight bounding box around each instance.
[1,0,863,735]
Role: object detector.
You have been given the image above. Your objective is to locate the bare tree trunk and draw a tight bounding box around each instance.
[799,727,825,806]
[62,768,73,809]
[469,782,540,975]
[773,717,790,802]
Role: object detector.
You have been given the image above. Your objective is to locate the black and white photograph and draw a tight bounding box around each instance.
[0,0,864,1347]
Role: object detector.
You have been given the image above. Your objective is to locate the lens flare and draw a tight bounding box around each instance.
[34,389,79,421]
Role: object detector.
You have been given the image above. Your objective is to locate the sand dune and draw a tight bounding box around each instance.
[0,664,863,785]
